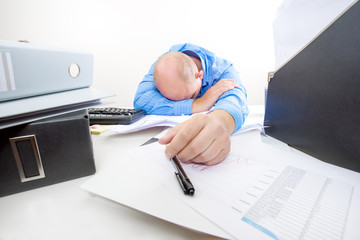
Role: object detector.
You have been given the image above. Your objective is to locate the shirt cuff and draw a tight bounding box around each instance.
[212,104,248,132]
[173,99,194,115]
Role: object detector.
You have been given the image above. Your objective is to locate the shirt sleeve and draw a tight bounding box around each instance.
[133,65,194,116]
[211,65,249,132]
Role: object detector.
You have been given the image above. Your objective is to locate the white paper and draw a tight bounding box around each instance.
[107,113,265,135]
[108,114,192,134]
[127,132,360,240]
[82,130,360,240]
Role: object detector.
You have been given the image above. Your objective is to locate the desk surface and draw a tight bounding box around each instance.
[0,105,266,240]
[0,106,294,240]
[1,105,359,240]
[0,126,223,240]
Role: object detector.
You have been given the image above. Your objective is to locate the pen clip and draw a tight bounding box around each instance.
[175,172,187,193]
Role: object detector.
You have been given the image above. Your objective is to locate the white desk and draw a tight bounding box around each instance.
[0,125,225,240]
[0,106,269,240]
[3,106,358,240]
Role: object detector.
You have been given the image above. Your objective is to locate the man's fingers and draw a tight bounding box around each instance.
[212,79,239,95]
[175,117,224,163]
[158,128,177,145]
[160,113,231,166]
[187,132,230,166]
[192,148,229,166]
[159,110,233,166]
[159,115,206,158]
[218,79,239,90]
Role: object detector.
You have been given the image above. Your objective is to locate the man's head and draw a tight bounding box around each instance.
[153,52,203,101]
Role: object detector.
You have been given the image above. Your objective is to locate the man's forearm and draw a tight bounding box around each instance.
[191,79,239,114]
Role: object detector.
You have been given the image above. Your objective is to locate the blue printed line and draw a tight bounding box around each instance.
[242,217,279,240]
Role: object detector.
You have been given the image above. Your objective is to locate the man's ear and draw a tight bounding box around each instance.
[196,70,204,80]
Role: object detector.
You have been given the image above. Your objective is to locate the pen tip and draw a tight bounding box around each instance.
[188,189,195,196]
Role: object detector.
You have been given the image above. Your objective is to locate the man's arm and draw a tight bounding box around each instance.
[210,65,248,132]
[191,79,239,113]
[158,65,248,166]
[191,65,248,131]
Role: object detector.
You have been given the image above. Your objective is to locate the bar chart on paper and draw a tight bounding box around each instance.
[236,166,353,240]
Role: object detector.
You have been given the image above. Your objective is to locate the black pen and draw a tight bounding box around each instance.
[169,156,195,196]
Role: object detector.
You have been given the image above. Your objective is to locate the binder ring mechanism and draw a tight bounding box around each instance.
[9,135,46,182]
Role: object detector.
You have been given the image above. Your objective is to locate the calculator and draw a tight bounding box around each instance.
[88,107,146,125]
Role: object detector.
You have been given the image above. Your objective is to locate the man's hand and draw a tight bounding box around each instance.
[191,79,239,113]
[158,109,235,166]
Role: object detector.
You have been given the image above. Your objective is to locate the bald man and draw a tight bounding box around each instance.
[134,43,248,165]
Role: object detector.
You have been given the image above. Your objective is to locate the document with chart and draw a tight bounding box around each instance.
[128,131,360,240]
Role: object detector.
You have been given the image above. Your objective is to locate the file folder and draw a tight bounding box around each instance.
[264,0,360,172]
[0,87,114,129]
[0,109,96,197]
[0,40,93,102]
[0,40,114,129]
[0,41,114,197]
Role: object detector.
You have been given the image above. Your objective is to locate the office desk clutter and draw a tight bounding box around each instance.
[90,112,265,135]
[0,40,112,197]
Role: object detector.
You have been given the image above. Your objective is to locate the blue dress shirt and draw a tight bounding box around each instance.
[133,43,248,132]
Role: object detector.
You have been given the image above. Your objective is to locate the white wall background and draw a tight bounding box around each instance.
[0,0,283,107]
